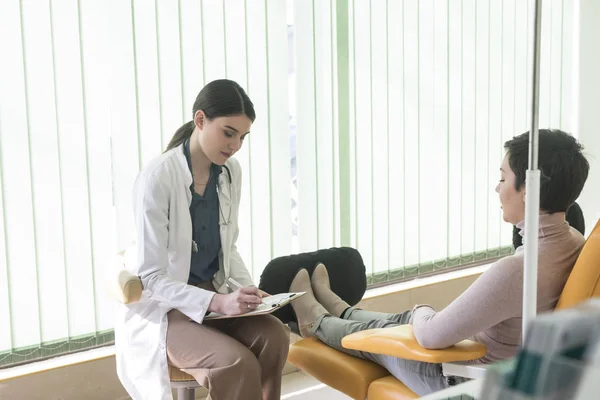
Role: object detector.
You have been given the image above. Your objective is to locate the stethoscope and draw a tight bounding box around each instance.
[216,165,233,226]
[184,140,233,253]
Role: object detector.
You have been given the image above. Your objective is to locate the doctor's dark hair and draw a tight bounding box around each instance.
[165,79,256,151]
[503,129,589,213]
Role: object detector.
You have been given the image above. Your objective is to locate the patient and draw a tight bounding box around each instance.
[289,129,590,396]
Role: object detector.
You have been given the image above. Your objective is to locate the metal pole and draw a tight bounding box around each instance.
[523,0,543,340]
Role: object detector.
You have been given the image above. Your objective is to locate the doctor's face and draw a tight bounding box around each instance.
[495,153,526,225]
[194,111,252,165]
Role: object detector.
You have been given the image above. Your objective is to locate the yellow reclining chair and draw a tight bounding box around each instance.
[288,219,600,399]
[108,258,200,400]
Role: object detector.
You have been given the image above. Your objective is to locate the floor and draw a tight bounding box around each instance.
[199,371,352,400]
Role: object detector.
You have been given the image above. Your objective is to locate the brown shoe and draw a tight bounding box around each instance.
[289,268,329,338]
[311,263,350,318]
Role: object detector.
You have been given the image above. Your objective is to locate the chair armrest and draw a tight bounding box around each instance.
[107,269,143,304]
[341,324,486,363]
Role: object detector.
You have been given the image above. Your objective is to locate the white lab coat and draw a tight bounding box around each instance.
[114,144,254,400]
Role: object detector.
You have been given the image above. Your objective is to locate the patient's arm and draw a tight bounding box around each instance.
[411,256,523,349]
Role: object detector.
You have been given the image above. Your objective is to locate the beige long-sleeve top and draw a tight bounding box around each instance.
[411,213,585,364]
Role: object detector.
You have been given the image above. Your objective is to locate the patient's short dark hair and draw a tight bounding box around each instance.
[504,129,589,213]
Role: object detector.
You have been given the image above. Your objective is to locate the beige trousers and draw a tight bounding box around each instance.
[166,283,289,400]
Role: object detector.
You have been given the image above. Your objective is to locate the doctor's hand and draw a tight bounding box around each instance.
[208,286,263,315]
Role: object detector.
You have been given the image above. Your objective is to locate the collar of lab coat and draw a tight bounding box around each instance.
[175,143,233,217]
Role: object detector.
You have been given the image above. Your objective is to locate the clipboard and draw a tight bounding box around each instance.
[203,291,306,320]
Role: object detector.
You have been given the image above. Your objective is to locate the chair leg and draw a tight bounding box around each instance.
[177,387,195,400]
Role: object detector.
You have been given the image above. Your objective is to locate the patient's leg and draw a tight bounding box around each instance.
[312,315,398,358]
[311,263,413,324]
[312,315,453,396]
[310,263,351,317]
[311,311,412,356]
[342,307,412,324]
[289,268,330,338]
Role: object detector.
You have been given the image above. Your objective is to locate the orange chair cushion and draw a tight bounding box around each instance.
[168,365,196,382]
[556,219,600,310]
[342,325,487,363]
[288,337,390,400]
[368,376,419,400]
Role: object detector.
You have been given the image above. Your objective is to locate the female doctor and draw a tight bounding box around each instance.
[115,79,290,400]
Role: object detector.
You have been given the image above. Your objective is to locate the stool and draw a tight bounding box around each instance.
[169,365,200,400]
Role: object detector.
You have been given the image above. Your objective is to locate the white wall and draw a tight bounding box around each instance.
[576,0,600,233]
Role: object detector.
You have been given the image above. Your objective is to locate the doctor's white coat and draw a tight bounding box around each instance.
[114,144,254,400]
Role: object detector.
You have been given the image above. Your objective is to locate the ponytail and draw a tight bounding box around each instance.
[166,79,255,152]
[165,121,194,152]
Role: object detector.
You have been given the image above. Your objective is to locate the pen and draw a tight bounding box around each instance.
[227,277,265,304]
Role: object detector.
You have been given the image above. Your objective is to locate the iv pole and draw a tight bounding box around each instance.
[522,0,543,340]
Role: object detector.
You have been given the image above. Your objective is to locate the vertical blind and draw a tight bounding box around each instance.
[109,0,291,279]
[0,0,116,367]
[294,0,574,284]
[0,0,574,367]
[0,0,290,367]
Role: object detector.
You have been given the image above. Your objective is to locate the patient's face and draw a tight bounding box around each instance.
[496,153,525,225]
